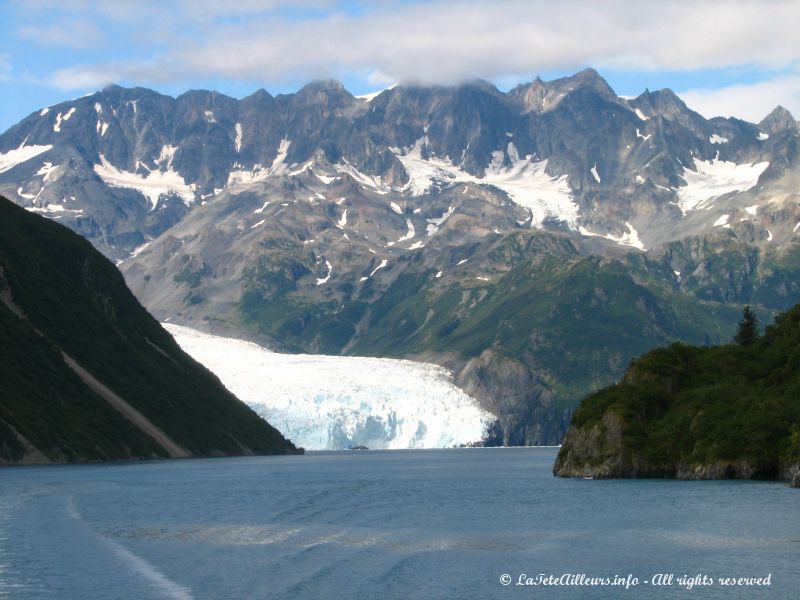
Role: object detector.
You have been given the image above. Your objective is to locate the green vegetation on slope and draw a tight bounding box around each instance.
[554,305,800,480]
[0,197,298,463]
[238,229,787,444]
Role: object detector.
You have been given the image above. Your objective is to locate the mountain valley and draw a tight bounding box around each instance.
[2,69,799,444]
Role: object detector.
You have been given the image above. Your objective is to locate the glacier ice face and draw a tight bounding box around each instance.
[164,324,494,450]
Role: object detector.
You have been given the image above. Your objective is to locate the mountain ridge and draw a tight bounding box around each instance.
[0,195,299,464]
[2,70,795,259]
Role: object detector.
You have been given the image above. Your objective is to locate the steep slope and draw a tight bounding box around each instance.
[553,305,800,482]
[0,196,298,464]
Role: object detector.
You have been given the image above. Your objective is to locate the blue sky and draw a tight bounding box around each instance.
[2,0,799,133]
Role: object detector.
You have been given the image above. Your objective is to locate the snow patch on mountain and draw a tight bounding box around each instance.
[334,159,389,195]
[157,145,177,169]
[316,260,332,285]
[426,205,455,236]
[591,163,601,183]
[709,134,728,144]
[356,85,397,102]
[0,143,53,174]
[368,259,388,277]
[266,138,293,171]
[579,221,645,250]
[482,157,578,228]
[16,187,35,200]
[93,154,195,210]
[35,162,58,182]
[398,218,415,241]
[164,323,492,450]
[393,139,578,228]
[227,138,291,188]
[234,123,243,153]
[676,158,769,214]
[713,214,730,227]
[393,137,458,196]
[389,219,415,246]
[226,164,271,188]
[53,107,76,133]
[25,204,82,216]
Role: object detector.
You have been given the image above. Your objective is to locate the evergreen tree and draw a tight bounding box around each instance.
[734,306,758,345]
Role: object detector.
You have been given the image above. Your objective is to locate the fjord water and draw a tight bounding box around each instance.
[1,449,798,599]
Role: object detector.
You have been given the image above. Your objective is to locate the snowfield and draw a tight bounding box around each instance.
[579,221,645,250]
[94,154,195,210]
[676,157,769,214]
[0,143,53,174]
[164,324,494,450]
[393,138,579,228]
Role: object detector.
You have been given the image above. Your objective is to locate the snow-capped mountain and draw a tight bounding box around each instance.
[3,69,800,445]
[1,69,797,261]
[165,323,493,450]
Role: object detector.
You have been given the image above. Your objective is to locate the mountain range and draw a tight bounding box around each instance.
[1,68,799,444]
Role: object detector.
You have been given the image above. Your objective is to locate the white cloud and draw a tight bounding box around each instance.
[149,0,798,85]
[49,61,171,90]
[679,74,800,122]
[18,20,105,49]
[177,0,334,17]
[32,0,800,121]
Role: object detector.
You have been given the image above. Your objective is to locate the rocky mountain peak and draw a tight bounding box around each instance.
[759,105,797,134]
[632,88,688,115]
[296,79,352,100]
[510,68,618,115]
[570,67,616,95]
[457,78,502,95]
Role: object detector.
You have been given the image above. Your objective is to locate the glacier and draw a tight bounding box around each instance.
[676,157,769,214]
[391,137,579,228]
[164,324,494,450]
[93,154,195,210]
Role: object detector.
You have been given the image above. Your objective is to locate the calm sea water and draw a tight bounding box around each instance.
[1,448,798,599]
